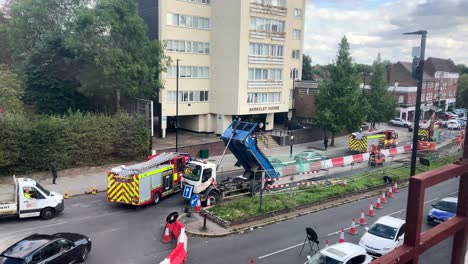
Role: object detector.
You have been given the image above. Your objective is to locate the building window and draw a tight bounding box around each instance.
[247,92,281,104]
[250,17,285,33]
[290,68,299,79]
[293,8,302,18]
[292,49,300,59]
[167,13,210,30]
[252,0,287,8]
[249,43,284,57]
[167,40,210,54]
[292,29,301,40]
[178,0,210,4]
[167,66,210,78]
[248,68,282,81]
[167,90,209,103]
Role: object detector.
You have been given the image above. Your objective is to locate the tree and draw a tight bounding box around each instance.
[457,64,468,75]
[0,64,23,114]
[315,36,369,146]
[366,54,398,129]
[354,63,372,75]
[302,54,313,80]
[456,74,468,108]
[0,12,14,66]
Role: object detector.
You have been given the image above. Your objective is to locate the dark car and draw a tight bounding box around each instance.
[0,233,91,264]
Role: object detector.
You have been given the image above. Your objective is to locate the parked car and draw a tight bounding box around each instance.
[294,151,327,163]
[457,118,466,128]
[359,216,406,258]
[0,233,92,264]
[388,118,412,127]
[436,111,457,121]
[446,119,461,130]
[427,197,458,225]
[305,242,373,264]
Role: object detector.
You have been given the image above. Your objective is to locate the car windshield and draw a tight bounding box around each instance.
[368,223,398,240]
[434,201,457,213]
[182,164,202,181]
[35,183,50,196]
[307,252,343,264]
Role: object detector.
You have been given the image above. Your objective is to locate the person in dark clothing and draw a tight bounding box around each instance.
[51,160,58,184]
[324,137,329,150]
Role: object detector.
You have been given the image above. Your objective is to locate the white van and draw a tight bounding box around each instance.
[0,176,64,220]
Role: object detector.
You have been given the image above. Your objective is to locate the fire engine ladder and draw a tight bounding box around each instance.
[120,152,179,176]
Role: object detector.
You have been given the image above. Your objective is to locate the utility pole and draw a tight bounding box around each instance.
[404,30,427,177]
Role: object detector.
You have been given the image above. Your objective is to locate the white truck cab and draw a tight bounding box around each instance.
[182,160,217,196]
[0,176,64,220]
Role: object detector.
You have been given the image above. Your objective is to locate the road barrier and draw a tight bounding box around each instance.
[159,220,188,264]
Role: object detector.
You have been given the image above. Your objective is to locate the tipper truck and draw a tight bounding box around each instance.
[0,176,64,220]
[182,120,280,205]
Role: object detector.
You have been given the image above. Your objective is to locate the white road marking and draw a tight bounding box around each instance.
[258,243,304,259]
[424,197,439,205]
[388,209,406,216]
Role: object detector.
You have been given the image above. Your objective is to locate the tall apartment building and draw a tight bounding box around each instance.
[138,0,305,137]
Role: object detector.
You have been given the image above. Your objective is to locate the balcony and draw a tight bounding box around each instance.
[248,55,284,65]
[248,80,283,88]
[250,2,287,17]
[249,29,286,41]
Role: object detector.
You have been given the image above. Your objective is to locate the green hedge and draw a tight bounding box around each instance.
[0,112,150,174]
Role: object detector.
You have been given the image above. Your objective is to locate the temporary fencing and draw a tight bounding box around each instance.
[159,221,188,264]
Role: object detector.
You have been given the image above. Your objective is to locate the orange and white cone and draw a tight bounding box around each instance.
[325,240,329,247]
[393,182,399,193]
[343,178,347,188]
[388,186,393,198]
[376,196,383,209]
[359,209,367,225]
[339,228,345,243]
[349,218,358,235]
[250,258,255,264]
[195,196,202,213]
[381,192,387,203]
[206,196,211,208]
[162,224,171,243]
[367,202,375,216]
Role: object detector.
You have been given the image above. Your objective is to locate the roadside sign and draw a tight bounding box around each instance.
[183,185,193,199]
[190,194,199,208]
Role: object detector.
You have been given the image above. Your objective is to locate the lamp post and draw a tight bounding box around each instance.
[176,59,180,152]
[292,68,297,119]
[437,72,444,112]
[403,30,427,177]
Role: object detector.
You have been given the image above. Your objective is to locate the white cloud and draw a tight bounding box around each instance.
[304,0,468,65]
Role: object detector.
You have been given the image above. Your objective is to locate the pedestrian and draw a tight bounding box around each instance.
[51,160,58,184]
[324,137,329,150]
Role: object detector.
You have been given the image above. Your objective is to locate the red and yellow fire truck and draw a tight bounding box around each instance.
[107,152,190,206]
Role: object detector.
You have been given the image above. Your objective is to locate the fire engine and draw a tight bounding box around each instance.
[107,152,190,206]
[349,130,398,153]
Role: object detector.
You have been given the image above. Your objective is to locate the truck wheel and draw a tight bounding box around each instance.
[152,192,160,205]
[208,192,220,205]
[41,208,55,220]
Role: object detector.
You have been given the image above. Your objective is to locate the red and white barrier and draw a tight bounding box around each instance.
[160,221,188,264]
[297,171,320,175]
[267,183,290,189]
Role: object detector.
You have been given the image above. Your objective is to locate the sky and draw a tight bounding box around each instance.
[304,0,468,65]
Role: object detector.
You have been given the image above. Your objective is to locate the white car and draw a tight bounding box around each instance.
[359,215,406,258]
[388,118,412,128]
[446,119,461,130]
[305,242,373,264]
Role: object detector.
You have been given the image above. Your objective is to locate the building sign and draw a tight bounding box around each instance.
[249,106,280,112]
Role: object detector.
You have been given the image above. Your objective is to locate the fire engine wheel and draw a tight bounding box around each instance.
[153,192,161,205]
[40,208,55,220]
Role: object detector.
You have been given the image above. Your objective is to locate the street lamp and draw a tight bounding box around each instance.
[403,30,427,177]
[176,59,180,152]
[437,72,444,112]
[292,68,298,119]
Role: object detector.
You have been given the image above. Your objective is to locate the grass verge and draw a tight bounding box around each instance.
[207,153,461,222]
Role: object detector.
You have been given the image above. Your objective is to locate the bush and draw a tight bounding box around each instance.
[0,112,150,174]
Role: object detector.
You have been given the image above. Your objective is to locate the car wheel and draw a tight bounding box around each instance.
[40,208,55,220]
[79,246,90,262]
[403,124,408,128]
[152,192,160,205]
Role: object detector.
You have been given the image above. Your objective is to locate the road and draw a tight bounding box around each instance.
[187,177,460,264]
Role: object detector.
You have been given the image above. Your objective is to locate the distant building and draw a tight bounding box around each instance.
[294,80,320,125]
[386,57,459,121]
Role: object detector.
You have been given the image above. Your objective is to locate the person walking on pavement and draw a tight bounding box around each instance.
[324,137,329,150]
[51,160,58,184]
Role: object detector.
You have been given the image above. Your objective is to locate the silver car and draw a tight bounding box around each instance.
[389,118,412,127]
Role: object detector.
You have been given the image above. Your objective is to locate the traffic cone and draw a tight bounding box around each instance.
[342,178,347,188]
[339,228,345,243]
[64,192,69,199]
[250,258,255,264]
[325,240,329,247]
[393,182,399,193]
[349,218,358,235]
[381,191,387,203]
[367,202,375,216]
[359,209,367,225]
[388,186,393,198]
[376,196,382,209]
[206,196,211,208]
[195,196,202,213]
[162,224,171,243]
